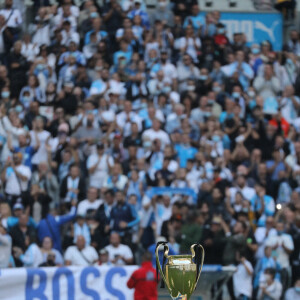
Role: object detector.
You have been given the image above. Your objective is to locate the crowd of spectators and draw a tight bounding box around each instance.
[0,0,299,299]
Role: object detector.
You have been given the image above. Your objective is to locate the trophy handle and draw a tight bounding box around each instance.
[191,244,205,286]
[155,242,172,293]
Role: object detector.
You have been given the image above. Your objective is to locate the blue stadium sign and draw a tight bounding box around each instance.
[219,12,283,51]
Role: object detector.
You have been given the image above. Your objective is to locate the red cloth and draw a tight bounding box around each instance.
[269,117,290,137]
[214,34,229,46]
[127,261,158,300]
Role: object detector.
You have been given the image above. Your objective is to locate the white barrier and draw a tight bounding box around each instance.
[0,265,138,300]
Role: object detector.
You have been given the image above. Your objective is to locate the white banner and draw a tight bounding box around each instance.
[0,265,138,300]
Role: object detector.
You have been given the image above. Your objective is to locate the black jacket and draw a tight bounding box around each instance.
[60,175,86,202]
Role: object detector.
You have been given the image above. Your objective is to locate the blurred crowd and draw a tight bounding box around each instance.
[0,0,299,299]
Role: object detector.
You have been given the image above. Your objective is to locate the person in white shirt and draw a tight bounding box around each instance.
[265,221,294,291]
[13,235,43,268]
[265,221,294,270]
[158,50,178,89]
[0,225,12,268]
[103,163,128,191]
[30,116,51,167]
[21,34,39,62]
[279,85,300,124]
[58,0,80,18]
[116,101,142,137]
[178,24,201,63]
[0,0,22,28]
[233,252,253,300]
[1,152,31,203]
[229,173,256,204]
[284,278,300,300]
[154,194,172,235]
[255,216,277,259]
[105,232,134,266]
[52,3,77,32]
[142,119,171,149]
[87,143,114,189]
[77,187,103,217]
[257,268,282,300]
[29,7,51,47]
[61,20,80,46]
[64,235,98,266]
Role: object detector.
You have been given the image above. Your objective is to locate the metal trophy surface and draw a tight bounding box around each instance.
[155,242,205,300]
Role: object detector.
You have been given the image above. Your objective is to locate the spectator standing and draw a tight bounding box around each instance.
[253,63,281,101]
[60,164,86,203]
[87,143,114,189]
[1,152,31,206]
[37,201,76,252]
[233,251,253,300]
[110,190,139,242]
[265,221,294,292]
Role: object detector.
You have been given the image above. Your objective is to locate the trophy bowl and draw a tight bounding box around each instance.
[155,242,205,300]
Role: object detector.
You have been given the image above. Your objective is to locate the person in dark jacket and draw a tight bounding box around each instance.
[110,190,140,244]
[8,40,29,98]
[37,201,76,252]
[60,164,86,203]
[127,251,158,300]
[10,213,36,252]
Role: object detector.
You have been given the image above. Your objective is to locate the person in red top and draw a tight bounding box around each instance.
[269,112,290,137]
[214,23,230,48]
[127,251,158,300]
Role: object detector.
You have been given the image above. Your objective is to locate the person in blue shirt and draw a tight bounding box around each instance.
[174,134,197,168]
[7,203,36,229]
[58,41,86,67]
[8,133,38,170]
[254,246,281,290]
[37,201,76,252]
[127,0,150,30]
[183,4,205,32]
[113,39,133,66]
[266,148,286,181]
[226,51,254,90]
[110,190,140,243]
[84,16,108,45]
[251,184,275,227]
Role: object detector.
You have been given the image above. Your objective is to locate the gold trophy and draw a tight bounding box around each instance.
[155,242,205,300]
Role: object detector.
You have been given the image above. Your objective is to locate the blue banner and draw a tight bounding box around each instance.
[146,187,198,203]
[0,266,137,300]
[219,12,283,51]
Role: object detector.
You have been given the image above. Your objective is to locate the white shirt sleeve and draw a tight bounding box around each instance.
[255,228,266,244]
[18,166,32,181]
[64,247,73,262]
[283,235,294,251]
[89,247,99,262]
[87,155,97,169]
[77,201,86,217]
[123,246,133,260]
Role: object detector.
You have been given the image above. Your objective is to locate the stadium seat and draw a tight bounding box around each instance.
[199,0,257,12]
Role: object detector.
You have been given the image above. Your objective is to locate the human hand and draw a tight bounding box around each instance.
[119,221,127,229]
